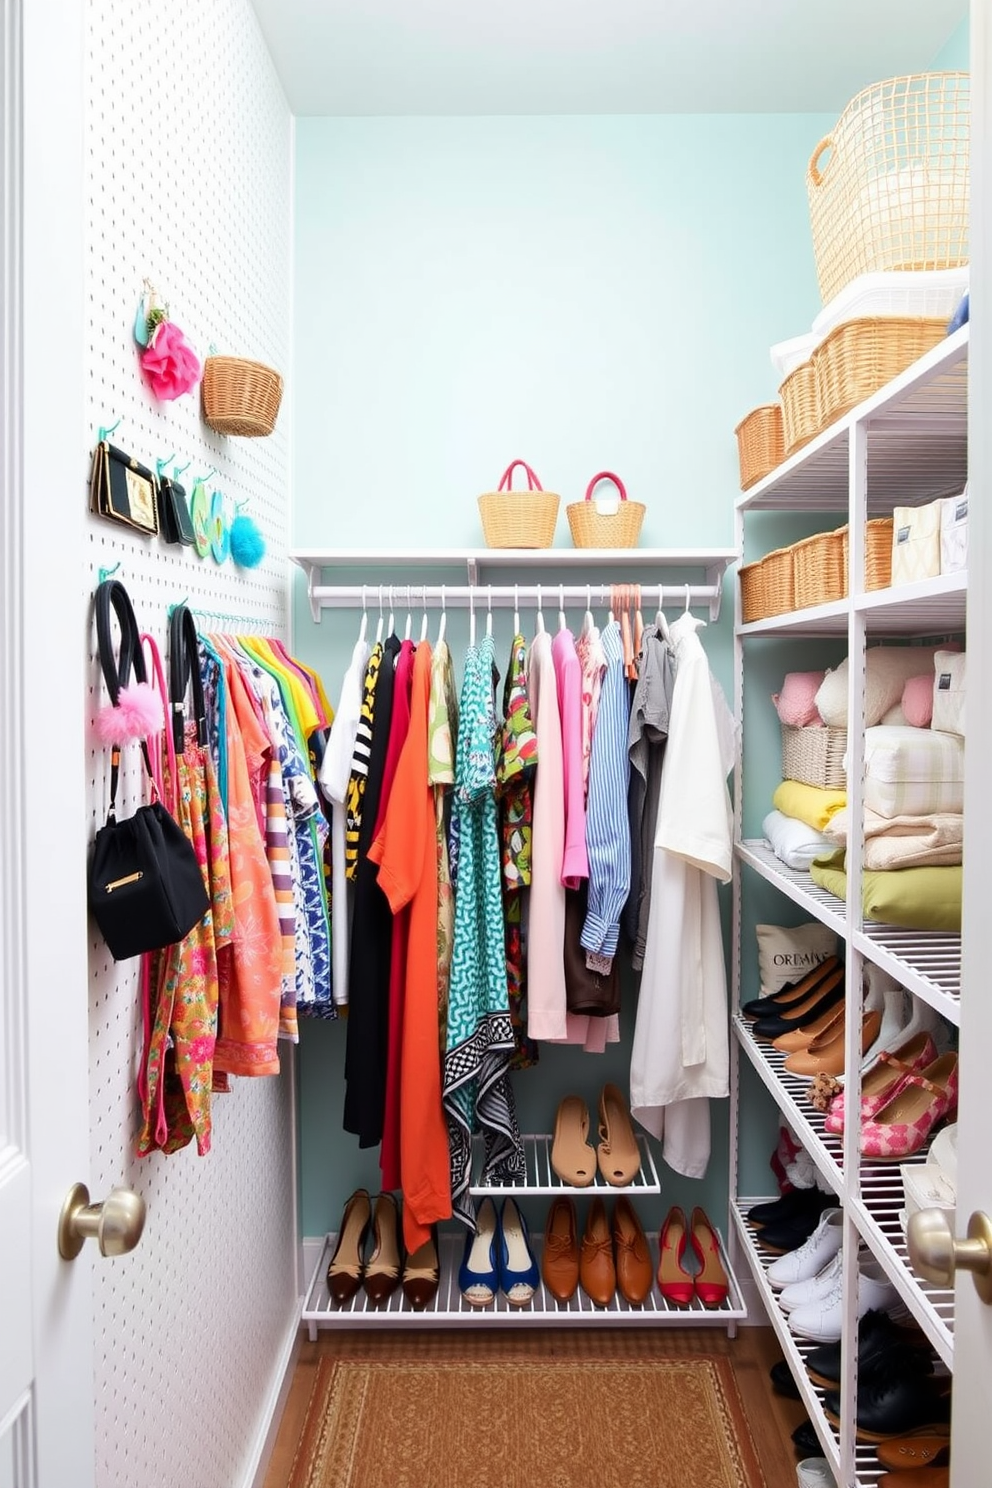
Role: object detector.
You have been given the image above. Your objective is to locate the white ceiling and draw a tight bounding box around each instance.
[250,0,966,116]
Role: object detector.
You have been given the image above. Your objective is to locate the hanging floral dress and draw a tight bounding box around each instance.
[496,634,539,1071]
[443,632,525,1228]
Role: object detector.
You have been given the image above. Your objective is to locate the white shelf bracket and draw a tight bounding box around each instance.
[466,556,478,586]
[305,563,322,624]
[706,564,724,623]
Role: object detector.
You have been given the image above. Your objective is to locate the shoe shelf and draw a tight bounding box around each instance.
[737,571,968,639]
[468,1132,661,1197]
[852,1164,955,1370]
[731,1199,841,1477]
[738,840,961,1027]
[736,325,968,514]
[301,1228,748,1338]
[733,1015,844,1193]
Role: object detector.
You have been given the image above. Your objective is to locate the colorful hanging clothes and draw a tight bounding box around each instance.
[444,632,525,1229]
[345,643,383,881]
[138,725,234,1157]
[495,633,539,1071]
[575,623,607,801]
[428,639,458,1055]
[370,640,453,1251]
[624,620,674,969]
[552,627,589,887]
[344,634,401,1146]
[318,634,371,1007]
[580,619,632,969]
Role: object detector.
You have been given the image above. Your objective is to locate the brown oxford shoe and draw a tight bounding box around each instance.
[579,1196,616,1307]
[542,1196,580,1302]
[613,1197,653,1305]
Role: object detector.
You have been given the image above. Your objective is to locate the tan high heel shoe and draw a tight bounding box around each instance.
[772,1003,845,1054]
[363,1193,403,1303]
[597,1084,641,1186]
[784,1009,881,1077]
[326,1189,372,1304]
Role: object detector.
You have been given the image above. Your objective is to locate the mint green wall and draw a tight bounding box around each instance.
[289,112,838,1238]
[933,14,969,68]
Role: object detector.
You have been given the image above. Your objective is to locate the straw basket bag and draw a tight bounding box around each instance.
[807,72,970,306]
[567,472,645,549]
[477,460,560,548]
[201,356,284,437]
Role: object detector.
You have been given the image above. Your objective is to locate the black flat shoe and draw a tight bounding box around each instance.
[752,968,846,1040]
[756,1207,835,1254]
[741,955,842,1019]
[770,1359,802,1399]
[792,1421,820,1455]
[825,1367,950,1443]
[806,1308,934,1389]
[747,1187,831,1228]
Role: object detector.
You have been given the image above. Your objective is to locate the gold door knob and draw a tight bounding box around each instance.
[57,1182,146,1261]
[907,1207,992,1305]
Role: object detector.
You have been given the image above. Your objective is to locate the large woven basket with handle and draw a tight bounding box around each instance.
[567,471,645,548]
[806,72,970,306]
[477,460,559,548]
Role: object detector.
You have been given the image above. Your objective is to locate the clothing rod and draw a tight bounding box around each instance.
[309,584,719,609]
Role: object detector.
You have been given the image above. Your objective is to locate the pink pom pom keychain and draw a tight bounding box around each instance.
[95,681,165,746]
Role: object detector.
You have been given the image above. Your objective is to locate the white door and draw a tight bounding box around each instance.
[0,2,95,1483]
[946,3,992,1479]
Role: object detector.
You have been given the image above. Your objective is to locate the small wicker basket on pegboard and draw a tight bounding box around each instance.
[201,356,284,437]
[567,472,645,548]
[477,460,560,548]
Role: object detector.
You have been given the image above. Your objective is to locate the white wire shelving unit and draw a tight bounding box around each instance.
[468,1132,661,1196]
[301,1226,747,1338]
[729,328,968,1488]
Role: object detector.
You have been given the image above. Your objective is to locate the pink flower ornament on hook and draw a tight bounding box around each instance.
[136,281,202,401]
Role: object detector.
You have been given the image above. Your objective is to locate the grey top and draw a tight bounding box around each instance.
[624,622,675,968]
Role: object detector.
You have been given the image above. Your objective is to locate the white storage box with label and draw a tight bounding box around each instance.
[891,499,942,585]
[941,487,969,574]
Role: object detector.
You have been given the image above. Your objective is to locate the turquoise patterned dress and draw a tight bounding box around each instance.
[443,633,525,1227]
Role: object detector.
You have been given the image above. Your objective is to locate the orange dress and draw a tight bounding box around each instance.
[369,640,452,1250]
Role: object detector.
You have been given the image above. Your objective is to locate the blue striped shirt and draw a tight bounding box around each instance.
[580,620,631,958]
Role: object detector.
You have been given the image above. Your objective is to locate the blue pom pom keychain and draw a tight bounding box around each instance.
[230,512,266,569]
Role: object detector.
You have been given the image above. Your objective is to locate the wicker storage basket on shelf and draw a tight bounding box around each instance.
[782,724,848,791]
[806,72,970,305]
[793,528,847,610]
[566,471,644,548]
[477,459,559,548]
[779,359,820,455]
[201,356,283,436]
[841,517,896,592]
[734,404,785,491]
[739,545,795,624]
[816,317,948,429]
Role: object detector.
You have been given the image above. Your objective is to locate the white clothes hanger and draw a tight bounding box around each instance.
[404,585,413,641]
[374,586,384,645]
[437,585,447,646]
[469,587,476,648]
[486,585,493,638]
[656,583,671,641]
[580,584,594,639]
[684,583,691,615]
[513,583,520,637]
[558,583,567,632]
[359,585,368,646]
[536,582,546,633]
[420,585,429,642]
[386,586,395,638]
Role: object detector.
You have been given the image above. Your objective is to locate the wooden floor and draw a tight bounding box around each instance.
[262,1326,808,1488]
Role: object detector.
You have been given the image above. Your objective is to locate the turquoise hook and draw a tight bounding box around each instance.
[173,460,191,480]
[97,561,121,584]
[97,417,122,443]
[155,453,175,479]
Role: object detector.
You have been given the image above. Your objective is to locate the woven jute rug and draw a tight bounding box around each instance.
[287,1332,766,1488]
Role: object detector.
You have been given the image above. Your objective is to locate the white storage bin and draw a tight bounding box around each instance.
[891,499,942,585]
[941,486,969,574]
[812,267,969,340]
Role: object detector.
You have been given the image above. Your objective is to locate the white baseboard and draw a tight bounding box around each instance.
[244,1301,304,1488]
[302,1234,325,1288]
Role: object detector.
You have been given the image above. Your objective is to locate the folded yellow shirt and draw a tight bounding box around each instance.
[773,779,848,834]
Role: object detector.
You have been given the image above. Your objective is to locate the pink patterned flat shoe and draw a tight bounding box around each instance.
[859,1052,958,1160]
[824,1032,939,1136]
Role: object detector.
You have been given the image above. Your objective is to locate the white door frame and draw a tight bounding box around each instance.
[1,0,94,1482]
[952,7,992,1479]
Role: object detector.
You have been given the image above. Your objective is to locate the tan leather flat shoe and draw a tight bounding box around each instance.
[613,1197,653,1305]
[597,1084,641,1186]
[326,1189,372,1304]
[772,1003,844,1054]
[542,1196,580,1302]
[784,1009,881,1077]
[579,1196,616,1306]
[551,1096,596,1186]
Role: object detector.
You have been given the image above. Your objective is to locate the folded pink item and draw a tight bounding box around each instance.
[772,671,825,727]
[902,673,934,728]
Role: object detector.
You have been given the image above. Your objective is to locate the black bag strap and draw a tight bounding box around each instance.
[94,579,155,818]
[169,603,207,754]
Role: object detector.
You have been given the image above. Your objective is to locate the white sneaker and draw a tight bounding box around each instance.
[788,1256,898,1343]
[796,1460,835,1488]
[778,1250,842,1313]
[768,1209,843,1290]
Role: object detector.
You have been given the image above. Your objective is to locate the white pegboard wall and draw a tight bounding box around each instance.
[85,5,297,1488]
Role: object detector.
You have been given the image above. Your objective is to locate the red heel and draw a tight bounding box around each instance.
[657,1206,694,1306]
[690,1207,729,1308]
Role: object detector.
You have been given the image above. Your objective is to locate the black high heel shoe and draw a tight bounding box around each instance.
[364,1193,404,1303]
[752,966,846,1040]
[326,1189,372,1304]
[741,955,841,1019]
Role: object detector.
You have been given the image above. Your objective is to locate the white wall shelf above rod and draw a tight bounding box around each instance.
[289,548,738,624]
